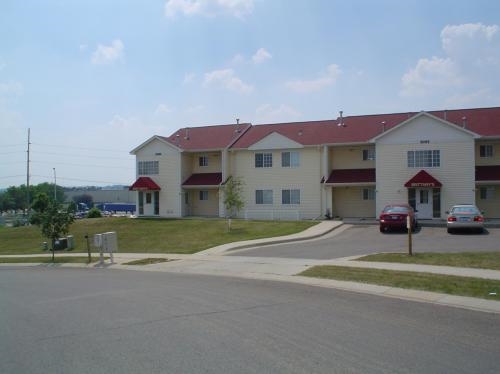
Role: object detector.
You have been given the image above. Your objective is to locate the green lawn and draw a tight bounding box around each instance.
[357,252,500,270]
[299,265,500,300]
[0,217,316,255]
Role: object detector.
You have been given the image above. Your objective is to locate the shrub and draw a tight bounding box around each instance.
[87,207,102,218]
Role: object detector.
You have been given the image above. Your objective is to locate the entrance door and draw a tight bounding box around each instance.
[415,188,432,219]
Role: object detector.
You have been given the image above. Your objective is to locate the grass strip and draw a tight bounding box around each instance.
[299,265,500,300]
[123,258,172,265]
[357,252,500,270]
[0,256,105,264]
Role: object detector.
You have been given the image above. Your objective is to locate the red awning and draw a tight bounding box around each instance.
[182,173,222,186]
[404,170,442,188]
[129,177,161,191]
[325,169,375,184]
[476,165,500,181]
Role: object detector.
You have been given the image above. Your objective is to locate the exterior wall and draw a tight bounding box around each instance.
[375,116,475,218]
[332,187,376,218]
[190,152,222,173]
[331,145,376,169]
[135,139,182,217]
[187,189,219,216]
[475,140,500,165]
[231,147,322,220]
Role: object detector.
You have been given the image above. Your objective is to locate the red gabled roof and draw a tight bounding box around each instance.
[325,169,375,184]
[129,177,161,191]
[404,170,442,188]
[182,173,222,186]
[162,123,251,151]
[476,165,500,181]
[231,107,500,148]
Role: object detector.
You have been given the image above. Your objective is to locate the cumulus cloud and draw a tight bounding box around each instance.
[165,0,254,18]
[252,48,272,64]
[155,103,173,115]
[91,39,124,65]
[255,104,301,123]
[286,64,341,93]
[401,23,500,106]
[204,68,253,94]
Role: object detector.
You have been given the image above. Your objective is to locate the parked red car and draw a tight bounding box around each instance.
[379,203,417,233]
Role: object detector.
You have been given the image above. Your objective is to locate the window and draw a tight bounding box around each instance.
[480,145,493,158]
[282,189,300,204]
[154,191,159,215]
[362,188,375,200]
[199,190,209,201]
[362,149,376,161]
[138,160,159,175]
[256,190,273,204]
[407,150,440,168]
[480,186,495,200]
[281,151,300,167]
[199,155,208,167]
[255,153,273,168]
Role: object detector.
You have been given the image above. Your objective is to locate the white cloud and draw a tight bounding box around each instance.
[0,81,23,96]
[183,72,196,84]
[230,54,245,65]
[400,57,461,97]
[401,23,500,101]
[255,104,301,123]
[204,68,253,94]
[286,64,341,93]
[91,39,124,65]
[108,115,141,130]
[155,103,173,115]
[165,0,254,18]
[252,48,272,64]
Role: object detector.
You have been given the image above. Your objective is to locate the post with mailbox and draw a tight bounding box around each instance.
[93,232,118,265]
[407,215,413,256]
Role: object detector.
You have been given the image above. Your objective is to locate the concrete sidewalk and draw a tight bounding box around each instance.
[2,219,500,315]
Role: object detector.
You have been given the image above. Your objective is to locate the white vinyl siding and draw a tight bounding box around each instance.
[332,187,375,218]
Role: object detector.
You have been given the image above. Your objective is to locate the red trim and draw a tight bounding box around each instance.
[182,173,222,186]
[476,165,500,181]
[326,169,375,184]
[404,170,442,188]
[129,177,161,191]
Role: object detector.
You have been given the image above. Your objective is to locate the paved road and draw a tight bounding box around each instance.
[230,225,500,259]
[1,268,499,374]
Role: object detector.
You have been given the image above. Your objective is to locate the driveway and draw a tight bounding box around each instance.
[229,224,500,259]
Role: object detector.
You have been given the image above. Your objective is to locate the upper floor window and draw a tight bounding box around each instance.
[199,155,208,167]
[256,189,273,204]
[407,150,440,168]
[282,189,300,204]
[255,152,273,168]
[138,160,159,175]
[480,145,493,158]
[362,149,376,161]
[281,151,300,167]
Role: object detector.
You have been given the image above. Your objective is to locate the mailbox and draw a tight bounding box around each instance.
[102,232,118,253]
[94,234,103,248]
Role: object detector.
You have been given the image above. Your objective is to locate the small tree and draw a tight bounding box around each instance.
[87,207,102,218]
[223,176,245,231]
[32,199,74,262]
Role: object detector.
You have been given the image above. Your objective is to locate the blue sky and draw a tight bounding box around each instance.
[1,0,500,188]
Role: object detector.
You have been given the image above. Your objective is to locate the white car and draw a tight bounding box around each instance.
[446,204,484,233]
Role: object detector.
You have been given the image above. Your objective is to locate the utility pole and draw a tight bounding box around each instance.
[26,128,31,219]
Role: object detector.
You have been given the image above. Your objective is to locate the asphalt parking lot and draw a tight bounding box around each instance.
[230,225,500,259]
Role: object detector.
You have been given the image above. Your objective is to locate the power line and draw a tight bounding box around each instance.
[31,160,135,170]
[31,142,130,153]
[31,174,131,185]
[30,150,132,161]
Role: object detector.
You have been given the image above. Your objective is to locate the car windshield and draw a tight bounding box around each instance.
[384,206,409,213]
[451,207,479,214]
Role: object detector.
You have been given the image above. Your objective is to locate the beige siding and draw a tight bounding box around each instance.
[189,189,219,216]
[475,140,500,165]
[332,187,376,218]
[135,139,182,217]
[190,152,222,173]
[331,145,375,169]
[230,147,322,219]
[476,186,500,218]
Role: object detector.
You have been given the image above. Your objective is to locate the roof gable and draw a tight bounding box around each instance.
[130,135,180,154]
[248,132,304,150]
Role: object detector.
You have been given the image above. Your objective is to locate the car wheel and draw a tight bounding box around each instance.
[447,228,453,234]
[379,226,385,233]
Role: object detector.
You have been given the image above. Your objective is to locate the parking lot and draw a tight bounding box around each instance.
[230,225,500,260]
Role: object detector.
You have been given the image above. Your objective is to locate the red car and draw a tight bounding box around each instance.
[379,203,417,233]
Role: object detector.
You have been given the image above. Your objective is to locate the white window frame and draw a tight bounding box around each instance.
[362,188,375,200]
[281,151,300,167]
[362,149,375,161]
[480,145,493,158]
[407,150,440,168]
[138,160,159,175]
[255,189,273,204]
[255,153,273,168]
[199,190,209,201]
[282,189,300,205]
[199,155,208,167]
